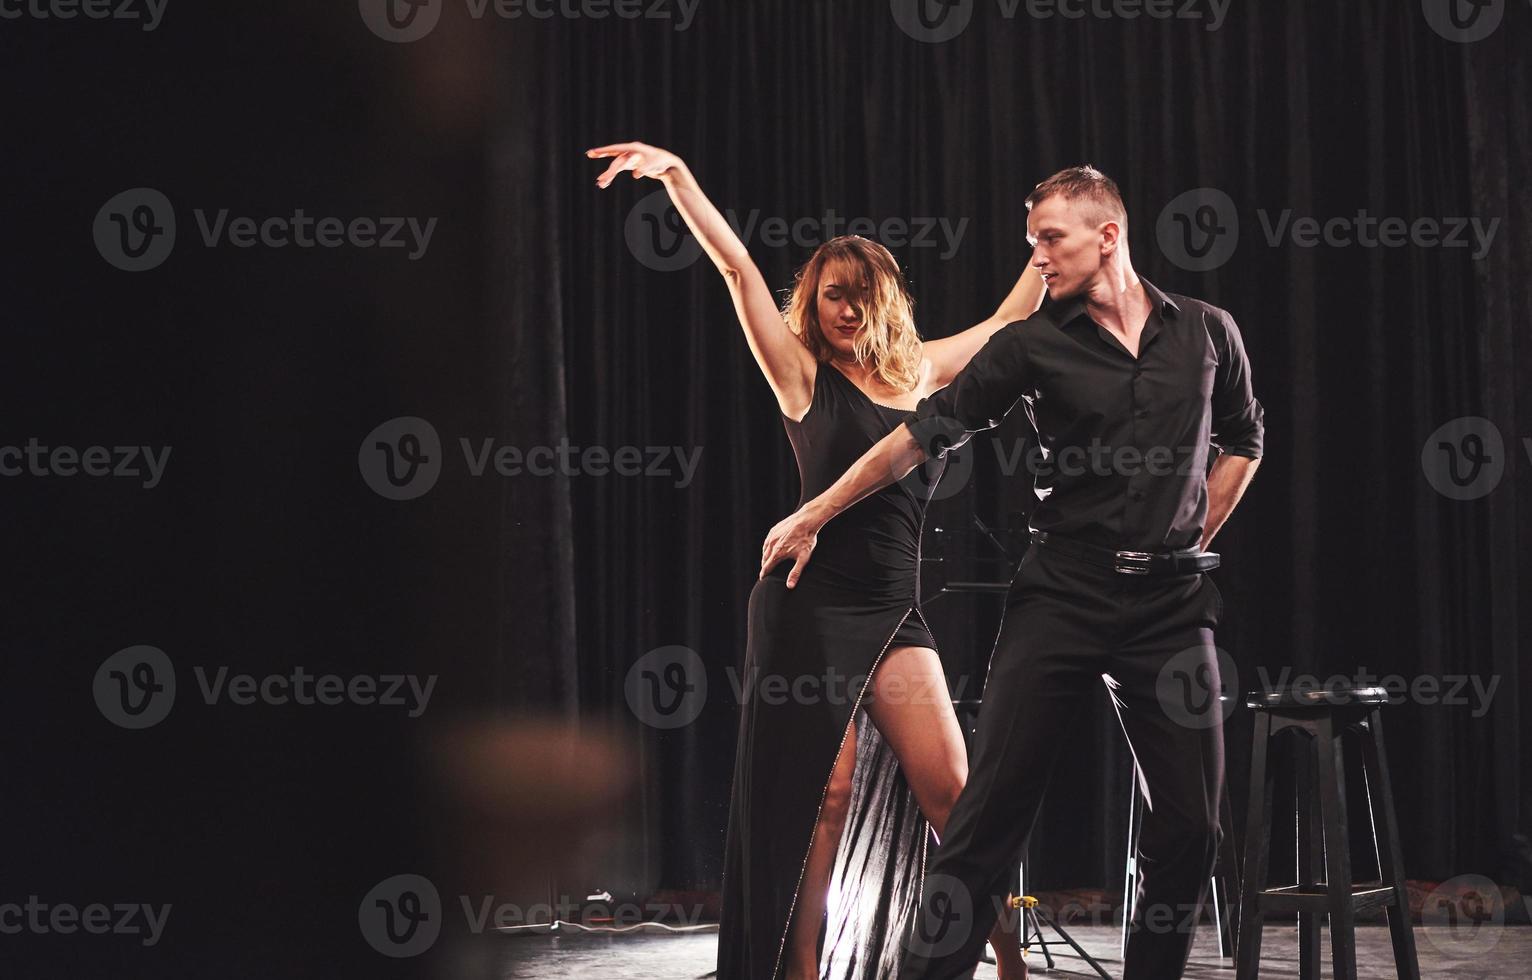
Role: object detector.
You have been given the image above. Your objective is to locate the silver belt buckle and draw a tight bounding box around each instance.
[1114,550,1154,575]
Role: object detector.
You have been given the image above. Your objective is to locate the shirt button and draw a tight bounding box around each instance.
[1130,489,1145,501]
[1135,408,1148,419]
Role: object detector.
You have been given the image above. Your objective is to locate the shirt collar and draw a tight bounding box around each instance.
[1046,276,1180,328]
[1141,278,1181,317]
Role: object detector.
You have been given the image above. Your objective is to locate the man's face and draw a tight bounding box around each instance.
[1027,194,1108,301]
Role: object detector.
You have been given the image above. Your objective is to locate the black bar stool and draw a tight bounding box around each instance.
[1235,685,1421,980]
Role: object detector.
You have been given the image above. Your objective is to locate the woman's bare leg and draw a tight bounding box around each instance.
[863,644,1028,979]
[783,716,858,980]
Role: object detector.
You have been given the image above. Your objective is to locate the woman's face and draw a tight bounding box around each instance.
[816,267,865,359]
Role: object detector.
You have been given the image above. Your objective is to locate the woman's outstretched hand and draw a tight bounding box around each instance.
[587,142,684,189]
[759,506,826,589]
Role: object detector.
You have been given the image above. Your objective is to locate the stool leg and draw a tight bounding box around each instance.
[1359,710,1421,980]
[1122,761,1142,959]
[1236,712,1273,980]
[1297,737,1322,980]
[1315,715,1358,980]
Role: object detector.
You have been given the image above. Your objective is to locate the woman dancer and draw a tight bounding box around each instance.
[589,142,1043,980]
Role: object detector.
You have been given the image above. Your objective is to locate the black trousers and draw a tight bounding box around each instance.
[900,542,1227,980]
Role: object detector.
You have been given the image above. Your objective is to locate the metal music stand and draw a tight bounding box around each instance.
[1011,858,1113,979]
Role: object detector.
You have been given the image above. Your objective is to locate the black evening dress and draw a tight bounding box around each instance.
[718,361,946,980]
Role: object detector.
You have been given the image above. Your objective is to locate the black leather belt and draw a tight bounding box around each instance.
[1029,529,1220,576]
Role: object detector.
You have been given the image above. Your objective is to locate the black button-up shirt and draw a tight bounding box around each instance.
[906,279,1264,552]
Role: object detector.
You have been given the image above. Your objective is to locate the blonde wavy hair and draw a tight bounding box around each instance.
[782,236,923,392]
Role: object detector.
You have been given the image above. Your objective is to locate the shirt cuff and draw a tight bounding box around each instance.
[904,397,968,459]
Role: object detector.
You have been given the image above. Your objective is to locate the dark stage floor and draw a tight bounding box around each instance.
[497,923,1532,979]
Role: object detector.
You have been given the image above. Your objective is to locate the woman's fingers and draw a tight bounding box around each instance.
[596,155,629,186]
[589,143,674,188]
[595,152,639,188]
[586,142,641,159]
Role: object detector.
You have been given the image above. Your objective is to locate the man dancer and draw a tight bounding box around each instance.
[758,166,1264,979]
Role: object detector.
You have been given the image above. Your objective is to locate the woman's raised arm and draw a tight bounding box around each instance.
[921,257,1045,390]
[589,142,814,415]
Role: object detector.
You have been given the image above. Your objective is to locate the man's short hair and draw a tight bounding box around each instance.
[1025,165,1128,231]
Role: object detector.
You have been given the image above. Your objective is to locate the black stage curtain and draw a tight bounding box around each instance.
[12,10,1525,979]
[501,0,1531,900]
